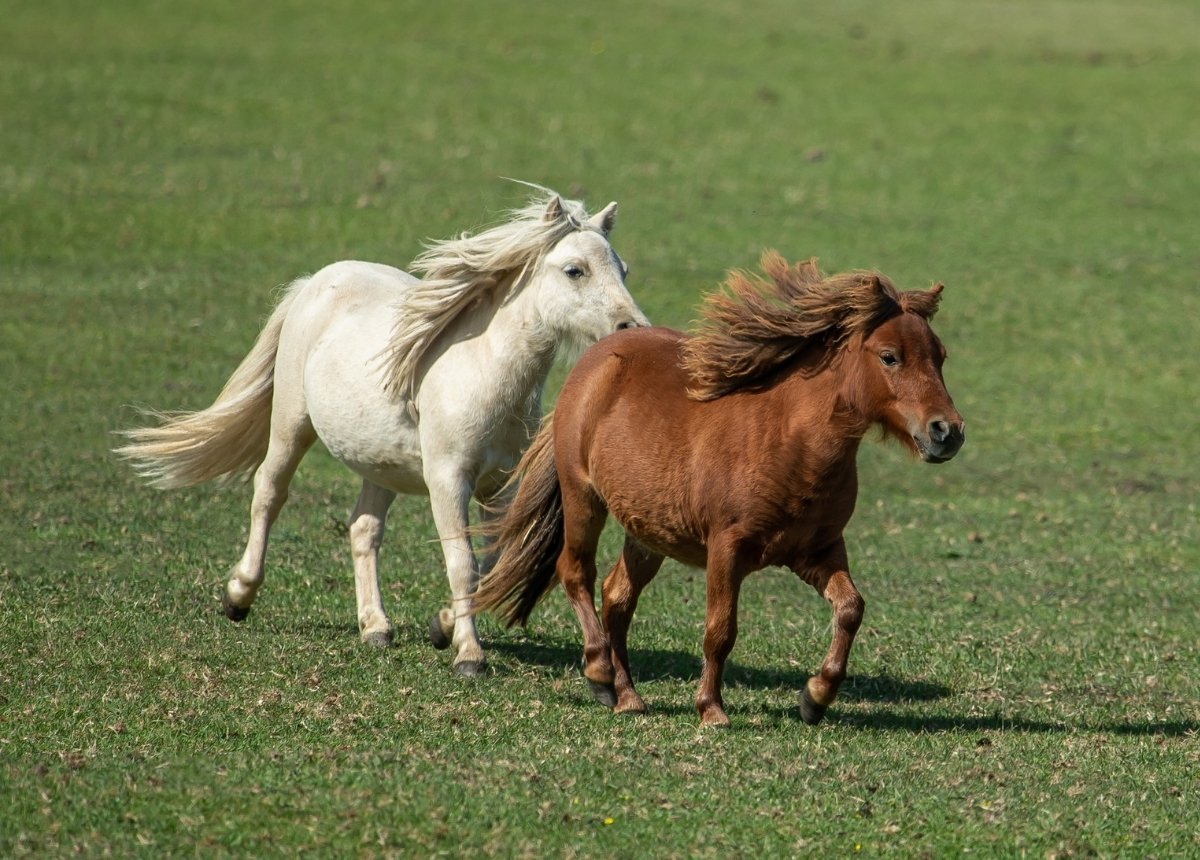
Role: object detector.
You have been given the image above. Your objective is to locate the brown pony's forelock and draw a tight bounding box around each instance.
[680,251,941,401]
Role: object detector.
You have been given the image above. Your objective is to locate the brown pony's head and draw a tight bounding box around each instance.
[846,279,965,463]
[681,251,964,462]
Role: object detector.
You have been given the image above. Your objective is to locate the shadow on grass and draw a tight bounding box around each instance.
[828,710,1198,738]
[280,619,1195,740]
[488,634,1197,738]
[487,636,950,703]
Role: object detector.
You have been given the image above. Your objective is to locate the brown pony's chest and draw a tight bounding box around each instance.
[715,466,859,571]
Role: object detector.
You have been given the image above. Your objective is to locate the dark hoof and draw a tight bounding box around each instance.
[799,688,829,726]
[588,680,617,709]
[428,613,451,650]
[454,660,487,678]
[362,630,393,649]
[222,592,250,622]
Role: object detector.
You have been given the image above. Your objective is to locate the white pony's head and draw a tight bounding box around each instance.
[385,187,649,398]
[524,193,649,350]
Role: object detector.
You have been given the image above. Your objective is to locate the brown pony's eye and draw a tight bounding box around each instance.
[880,351,899,367]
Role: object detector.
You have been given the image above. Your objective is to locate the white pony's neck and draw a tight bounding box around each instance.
[471,265,561,407]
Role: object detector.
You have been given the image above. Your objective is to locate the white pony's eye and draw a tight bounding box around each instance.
[564,265,585,280]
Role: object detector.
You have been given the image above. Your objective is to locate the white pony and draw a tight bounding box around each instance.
[116,187,648,675]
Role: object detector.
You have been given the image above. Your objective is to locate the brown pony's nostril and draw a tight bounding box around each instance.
[929,420,952,444]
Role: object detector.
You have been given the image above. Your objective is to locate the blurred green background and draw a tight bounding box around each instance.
[2,1,1197,855]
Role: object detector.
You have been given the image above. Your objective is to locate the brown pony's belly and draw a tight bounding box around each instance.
[614,508,709,569]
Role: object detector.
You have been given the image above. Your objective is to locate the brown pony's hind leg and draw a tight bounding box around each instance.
[796,560,864,726]
[601,536,665,715]
[556,480,615,707]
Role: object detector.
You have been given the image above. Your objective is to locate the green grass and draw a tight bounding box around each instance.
[3,0,1198,855]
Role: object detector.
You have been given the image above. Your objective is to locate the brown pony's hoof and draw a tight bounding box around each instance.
[428,612,451,650]
[221,592,250,622]
[698,702,732,728]
[799,688,829,726]
[614,691,647,715]
[362,630,393,649]
[454,660,486,678]
[587,680,617,709]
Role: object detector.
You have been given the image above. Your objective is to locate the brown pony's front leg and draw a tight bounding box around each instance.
[601,536,665,715]
[796,550,864,725]
[695,540,746,727]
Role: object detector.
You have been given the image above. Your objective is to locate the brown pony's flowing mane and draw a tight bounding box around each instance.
[681,251,942,401]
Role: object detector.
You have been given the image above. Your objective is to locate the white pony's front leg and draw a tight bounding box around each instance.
[349,479,397,647]
[425,469,486,676]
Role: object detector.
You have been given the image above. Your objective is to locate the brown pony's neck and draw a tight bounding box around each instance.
[751,346,871,488]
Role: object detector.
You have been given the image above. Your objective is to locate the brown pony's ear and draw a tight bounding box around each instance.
[867,272,897,304]
[900,283,943,319]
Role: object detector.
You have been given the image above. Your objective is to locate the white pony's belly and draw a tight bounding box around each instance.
[297,265,428,495]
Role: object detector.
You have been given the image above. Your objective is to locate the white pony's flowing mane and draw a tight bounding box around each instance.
[383,187,594,398]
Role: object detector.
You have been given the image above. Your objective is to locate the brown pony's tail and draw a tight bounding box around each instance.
[471,414,564,627]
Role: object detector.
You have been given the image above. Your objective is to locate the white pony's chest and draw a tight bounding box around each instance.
[415,335,542,490]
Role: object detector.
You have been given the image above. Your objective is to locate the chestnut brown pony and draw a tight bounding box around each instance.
[472,253,965,727]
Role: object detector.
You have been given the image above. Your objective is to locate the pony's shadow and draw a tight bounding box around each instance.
[487,635,949,703]
[826,709,1197,738]
[487,635,1197,737]
[278,620,1196,739]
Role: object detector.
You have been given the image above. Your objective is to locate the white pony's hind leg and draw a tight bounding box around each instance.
[349,480,397,647]
[425,469,486,676]
[223,417,316,620]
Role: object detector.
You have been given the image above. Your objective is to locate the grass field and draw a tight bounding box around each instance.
[3,0,1198,855]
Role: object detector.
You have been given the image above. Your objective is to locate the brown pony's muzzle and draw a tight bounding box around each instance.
[917,416,965,463]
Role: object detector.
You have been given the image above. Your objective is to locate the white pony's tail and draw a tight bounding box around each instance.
[115,282,302,489]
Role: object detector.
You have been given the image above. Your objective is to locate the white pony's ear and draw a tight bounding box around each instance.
[543,195,565,223]
[589,201,618,235]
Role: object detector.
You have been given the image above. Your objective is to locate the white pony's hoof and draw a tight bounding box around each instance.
[453,660,486,678]
[222,592,250,622]
[428,612,451,650]
[362,630,393,649]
